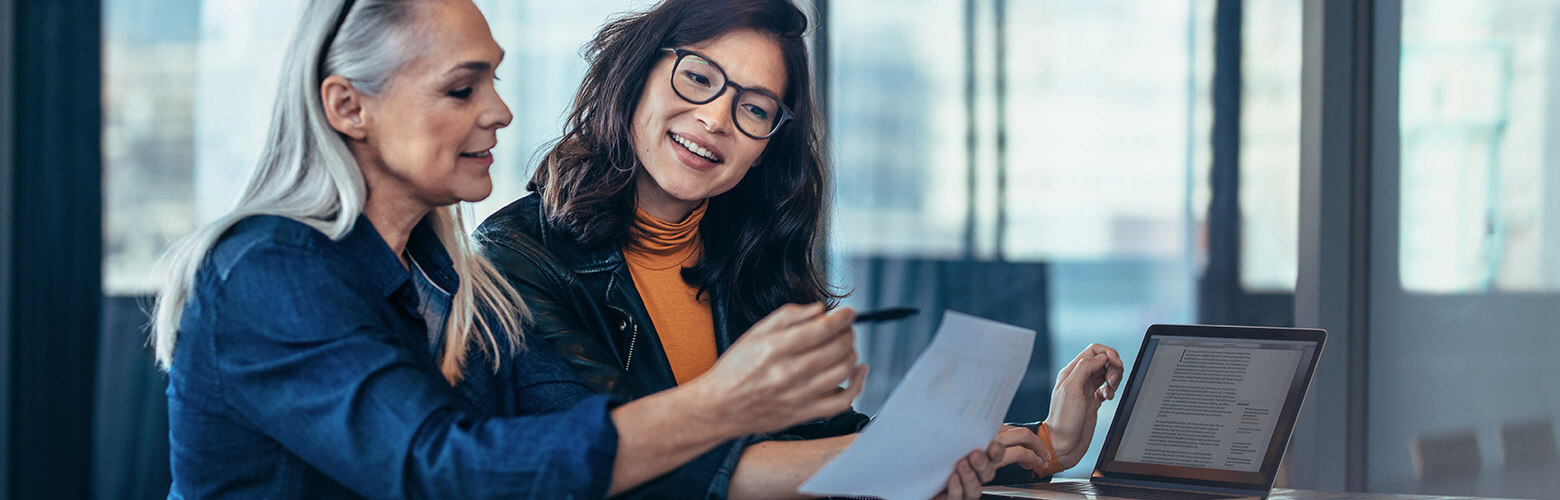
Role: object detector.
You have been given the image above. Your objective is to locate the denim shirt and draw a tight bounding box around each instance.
[166,215,622,499]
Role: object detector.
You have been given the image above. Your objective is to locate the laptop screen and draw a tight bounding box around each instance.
[1093,324,1324,491]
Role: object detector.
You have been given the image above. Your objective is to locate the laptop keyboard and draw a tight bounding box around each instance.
[1027,481,1244,500]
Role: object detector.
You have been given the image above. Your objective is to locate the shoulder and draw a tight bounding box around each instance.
[187,215,383,343]
[475,193,547,245]
[205,215,341,279]
[196,215,369,308]
[475,193,555,266]
[475,194,576,289]
[476,193,623,275]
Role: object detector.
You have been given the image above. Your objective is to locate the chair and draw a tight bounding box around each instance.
[1499,416,1557,467]
[1410,428,1482,481]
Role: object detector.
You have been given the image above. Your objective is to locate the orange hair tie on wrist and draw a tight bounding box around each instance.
[1034,423,1068,477]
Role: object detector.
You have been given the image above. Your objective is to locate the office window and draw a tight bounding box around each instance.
[103,0,208,294]
[103,0,649,295]
[1400,0,1560,293]
[1240,0,1301,292]
[827,0,968,259]
[828,0,1226,475]
[1364,1,1560,498]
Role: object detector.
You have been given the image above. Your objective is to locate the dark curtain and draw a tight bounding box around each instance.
[95,296,170,500]
[845,257,1052,422]
[7,0,103,498]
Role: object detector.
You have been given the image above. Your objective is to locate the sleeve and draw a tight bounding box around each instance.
[479,235,760,499]
[768,409,872,441]
[616,436,762,500]
[209,242,617,499]
[479,232,650,401]
[480,235,873,441]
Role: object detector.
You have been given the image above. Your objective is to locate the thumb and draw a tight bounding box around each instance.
[999,445,1046,469]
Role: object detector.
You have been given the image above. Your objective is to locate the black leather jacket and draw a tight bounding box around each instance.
[475,193,872,440]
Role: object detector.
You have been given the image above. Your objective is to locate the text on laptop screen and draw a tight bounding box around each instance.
[1097,334,1319,487]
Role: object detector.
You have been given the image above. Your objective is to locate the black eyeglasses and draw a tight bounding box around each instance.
[660,48,793,140]
[318,0,357,77]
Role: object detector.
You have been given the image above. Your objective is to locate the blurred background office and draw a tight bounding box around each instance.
[3,0,1559,498]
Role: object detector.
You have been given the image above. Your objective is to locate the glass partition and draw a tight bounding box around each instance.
[1370,1,1560,497]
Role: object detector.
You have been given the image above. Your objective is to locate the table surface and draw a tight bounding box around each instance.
[1001,478,1533,500]
[1267,490,1492,500]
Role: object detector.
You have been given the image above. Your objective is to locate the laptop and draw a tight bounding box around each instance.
[984,324,1326,500]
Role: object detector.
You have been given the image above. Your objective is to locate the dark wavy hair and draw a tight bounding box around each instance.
[529,0,838,325]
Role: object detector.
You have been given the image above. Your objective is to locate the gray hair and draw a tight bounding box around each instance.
[151,0,528,383]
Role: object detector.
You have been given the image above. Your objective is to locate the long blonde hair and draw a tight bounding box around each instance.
[151,0,527,384]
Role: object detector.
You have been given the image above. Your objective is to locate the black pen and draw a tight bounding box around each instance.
[853,307,919,324]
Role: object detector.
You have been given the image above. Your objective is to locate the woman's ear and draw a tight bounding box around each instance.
[320,75,368,140]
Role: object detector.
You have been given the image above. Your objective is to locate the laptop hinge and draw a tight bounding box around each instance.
[1092,476,1269,498]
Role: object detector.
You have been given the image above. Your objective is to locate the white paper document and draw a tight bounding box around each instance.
[797,311,1035,500]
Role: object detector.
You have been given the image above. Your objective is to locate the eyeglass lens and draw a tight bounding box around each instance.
[672,53,783,138]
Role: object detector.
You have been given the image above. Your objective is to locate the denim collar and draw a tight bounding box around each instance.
[340,214,460,298]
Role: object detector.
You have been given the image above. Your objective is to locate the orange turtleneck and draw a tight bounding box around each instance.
[623,202,717,385]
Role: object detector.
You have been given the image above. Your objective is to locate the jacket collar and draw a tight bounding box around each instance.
[480,193,750,355]
[523,195,626,275]
[339,213,460,298]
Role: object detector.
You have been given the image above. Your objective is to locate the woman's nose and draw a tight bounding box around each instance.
[486,89,513,129]
[693,90,736,135]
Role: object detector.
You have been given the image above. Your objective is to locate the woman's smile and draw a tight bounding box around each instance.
[459,147,495,168]
[669,131,724,170]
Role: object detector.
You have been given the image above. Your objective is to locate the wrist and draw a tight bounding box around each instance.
[1039,420,1078,465]
[677,376,748,438]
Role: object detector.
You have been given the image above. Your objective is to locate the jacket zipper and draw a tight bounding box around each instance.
[624,322,638,370]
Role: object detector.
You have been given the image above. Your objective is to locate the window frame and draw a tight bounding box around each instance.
[1198,0,1298,331]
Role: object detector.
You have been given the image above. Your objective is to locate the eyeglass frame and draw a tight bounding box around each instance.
[659,47,794,140]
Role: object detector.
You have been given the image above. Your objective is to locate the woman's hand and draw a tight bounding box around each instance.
[993,425,1051,470]
[1044,343,1124,469]
[933,440,1005,500]
[688,303,868,436]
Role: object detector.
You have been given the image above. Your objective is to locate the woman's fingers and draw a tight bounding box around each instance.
[805,346,858,387]
[744,303,853,357]
[1078,344,1124,397]
[1089,342,1124,374]
[1058,343,1124,402]
[699,303,870,434]
[1095,344,1125,398]
[804,364,868,420]
[995,427,1045,451]
[1069,352,1118,403]
[999,445,1044,469]
[975,441,1002,483]
[943,467,963,500]
[847,363,868,389]
[789,322,858,378]
[1055,355,1081,384]
[749,302,823,334]
[943,448,1003,500]
[781,306,856,353]
[994,427,1048,469]
[957,455,982,499]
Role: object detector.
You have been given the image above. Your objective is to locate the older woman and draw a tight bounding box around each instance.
[476,0,1126,497]
[151,0,886,497]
